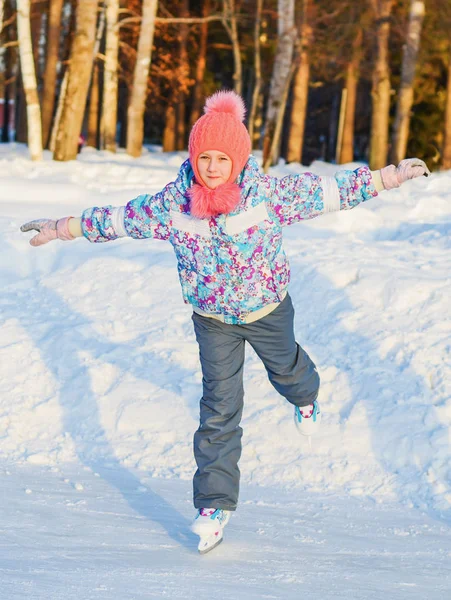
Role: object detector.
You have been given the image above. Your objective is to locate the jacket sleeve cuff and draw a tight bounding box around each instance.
[371,169,385,192]
[67,217,83,238]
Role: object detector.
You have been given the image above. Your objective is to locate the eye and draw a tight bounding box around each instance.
[219,156,230,161]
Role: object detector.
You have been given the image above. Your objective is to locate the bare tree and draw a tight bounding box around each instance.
[88,2,106,148]
[163,103,176,152]
[190,0,210,128]
[102,0,119,152]
[262,0,296,169]
[390,0,425,164]
[248,0,263,146]
[442,39,451,169]
[222,0,242,95]
[286,0,312,164]
[7,26,19,142]
[0,0,5,135]
[176,0,189,150]
[53,0,98,161]
[48,4,75,153]
[49,69,67,153]
[87,62,99,146]
[126,0,158,157]
[338,27,363,164]
[369,0,394,170]
[17,0,43,160]
[41,0,64,148]
[30,0,46,79]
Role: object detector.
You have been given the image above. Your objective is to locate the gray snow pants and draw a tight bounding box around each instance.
[191,293,320,511]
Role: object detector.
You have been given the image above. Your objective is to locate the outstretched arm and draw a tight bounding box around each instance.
[21,184,175,247]
[266,158,430,227]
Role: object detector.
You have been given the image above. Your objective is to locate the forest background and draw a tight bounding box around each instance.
[1,0,450,171]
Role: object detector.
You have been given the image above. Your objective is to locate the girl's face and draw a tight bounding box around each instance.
[197,150,233,189]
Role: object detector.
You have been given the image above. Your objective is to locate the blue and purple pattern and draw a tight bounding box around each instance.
[81,156,377,324]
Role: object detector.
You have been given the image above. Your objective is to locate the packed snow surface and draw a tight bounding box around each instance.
[0,144,450,598]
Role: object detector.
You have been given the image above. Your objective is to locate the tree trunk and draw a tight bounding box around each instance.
[442,42,451,170]
[7,41,18,142]
[162,11,189,155]
[286,0,312,164]
[0,2,5,136]
[189,0,209,128]
[176,101,186,151]
[248,0,263,146]
[262,0,296,168]
[41,0,64,148]
[162,100,176,151]
[389,0,425,164]
[163,103,176,152]
[87,62,99,147]
[30,2,41,77]
[90,2,106,149]
[49,69,67,152]
[176,0,189,150]
[222,0,242,95]
[0,75,4,139]
[266,62,296,170]
[53,0,98,161]
[286,54,309,164]
[369,0,394,170]
[338,28,363,164]
[16,70,27,141]
[126,0,158,158]
[102,0,119,152]
[48,2,76,150]
[17,0,43,160]
[49,2,93,154]
[286,0,311,164]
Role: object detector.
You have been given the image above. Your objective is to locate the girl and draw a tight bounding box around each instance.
[21,91,429,554]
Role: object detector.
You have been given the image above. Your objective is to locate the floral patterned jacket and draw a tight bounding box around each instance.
[81,156,378,324]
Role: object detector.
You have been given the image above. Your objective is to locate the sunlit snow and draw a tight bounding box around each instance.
[1,144,450,599]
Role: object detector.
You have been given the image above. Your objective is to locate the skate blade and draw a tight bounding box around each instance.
[198,533,223,555]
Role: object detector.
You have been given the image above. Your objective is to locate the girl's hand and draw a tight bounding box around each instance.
[380,158,431,190]
[20,217,75,247]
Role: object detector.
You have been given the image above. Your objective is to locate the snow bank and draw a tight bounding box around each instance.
[1,144,450,516]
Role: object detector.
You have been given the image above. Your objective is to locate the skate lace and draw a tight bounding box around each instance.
[299,404,314,418]
[296,401,319,422]
[199,508,217,517]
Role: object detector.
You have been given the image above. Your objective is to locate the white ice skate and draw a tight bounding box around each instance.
[191,508,231,554]
[294,400,321,441]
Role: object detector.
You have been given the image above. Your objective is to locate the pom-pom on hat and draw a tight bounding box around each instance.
[188,90,252,188]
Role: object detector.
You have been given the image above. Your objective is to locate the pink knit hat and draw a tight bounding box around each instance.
[187,91,252,218]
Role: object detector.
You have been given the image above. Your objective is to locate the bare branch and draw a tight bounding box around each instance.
[116,16,141,28]
[117,13,232,30]
[155,15,228,24]
[1,12,17,31]
[2,40,19,48]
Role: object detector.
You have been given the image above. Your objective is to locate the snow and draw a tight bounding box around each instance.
[1,143,450,597]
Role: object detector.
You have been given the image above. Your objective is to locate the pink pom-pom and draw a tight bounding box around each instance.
[188,182,241,218]
[204,90,246,122]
